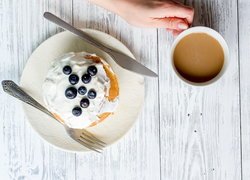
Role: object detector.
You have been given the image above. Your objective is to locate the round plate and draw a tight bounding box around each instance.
[20,29,144,152]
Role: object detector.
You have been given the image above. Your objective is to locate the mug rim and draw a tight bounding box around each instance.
[170,26,230,86]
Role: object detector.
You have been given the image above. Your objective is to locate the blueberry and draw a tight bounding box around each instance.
[81,74,91,84]
[87,65,98,76]
[63,65,72,75]
[69,74,79,85]
[65,87,77,99]
[80,98,90,108]
[88,89,97,99]
[72,106,82,116]
[78,86,87,95]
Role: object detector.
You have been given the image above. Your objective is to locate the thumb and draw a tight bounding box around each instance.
[152,17,189,30]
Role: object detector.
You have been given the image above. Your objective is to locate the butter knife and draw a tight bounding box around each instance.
[43,12,158,77]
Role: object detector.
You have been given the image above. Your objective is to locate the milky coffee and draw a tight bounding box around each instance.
[173,33,224,83]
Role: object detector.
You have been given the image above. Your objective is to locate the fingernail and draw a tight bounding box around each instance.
[178,23,188,30]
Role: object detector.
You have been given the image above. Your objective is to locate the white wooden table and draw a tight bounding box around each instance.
[0,0,250,179]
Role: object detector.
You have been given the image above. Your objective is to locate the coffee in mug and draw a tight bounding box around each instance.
[171,27,229,86]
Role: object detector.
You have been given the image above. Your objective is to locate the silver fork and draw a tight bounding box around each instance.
[2,80,105,153]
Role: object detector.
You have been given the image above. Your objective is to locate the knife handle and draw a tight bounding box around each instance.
[44,12,111,53]
[1,80,55,119]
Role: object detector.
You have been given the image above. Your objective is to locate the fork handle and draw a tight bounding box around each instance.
[2,80,55,119]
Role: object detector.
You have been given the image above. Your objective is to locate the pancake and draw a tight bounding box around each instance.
[43,52,119,129]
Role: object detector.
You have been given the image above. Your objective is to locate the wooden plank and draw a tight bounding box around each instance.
[0,0,75,179]
[158,0,241,179]
[73,1,160,180]
[239,0,250,179]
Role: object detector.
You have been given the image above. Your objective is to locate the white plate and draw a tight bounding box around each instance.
[20,29,144,152]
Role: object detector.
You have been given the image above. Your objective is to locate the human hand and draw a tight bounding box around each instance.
[90,0,194,36]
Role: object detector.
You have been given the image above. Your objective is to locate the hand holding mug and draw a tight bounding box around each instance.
[90,0,194,36]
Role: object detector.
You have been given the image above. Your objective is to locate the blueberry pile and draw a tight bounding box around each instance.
[63,65,98,116]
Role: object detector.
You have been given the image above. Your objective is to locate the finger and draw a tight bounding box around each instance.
[156,3,194,24]
[166,28,173,34]
[151,17,189,30]
[167,28,183,37]
[172,29,182,37]
[169,6,194,24]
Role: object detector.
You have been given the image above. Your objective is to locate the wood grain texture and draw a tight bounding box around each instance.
[72,1,160,180]
[1,0,249,179]
[239,0,250,179]
[158,0,241,179]
[0,0,75,179]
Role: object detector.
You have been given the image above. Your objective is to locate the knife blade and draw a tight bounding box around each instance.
[43,12,158,77]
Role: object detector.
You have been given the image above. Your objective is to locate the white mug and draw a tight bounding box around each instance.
[170,26,229,86]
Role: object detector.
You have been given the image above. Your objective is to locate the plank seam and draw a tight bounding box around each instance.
[157,29,162,180]
[236,0,243,179]
[72,0,74,26]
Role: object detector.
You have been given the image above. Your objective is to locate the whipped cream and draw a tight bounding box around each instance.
[43,52,119,129]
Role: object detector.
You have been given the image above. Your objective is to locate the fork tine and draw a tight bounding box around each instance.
[78,138,103,152]
[80,133,105,147]
[79,135,105,148]
[82,129,106,145]
[76,139,102,153]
